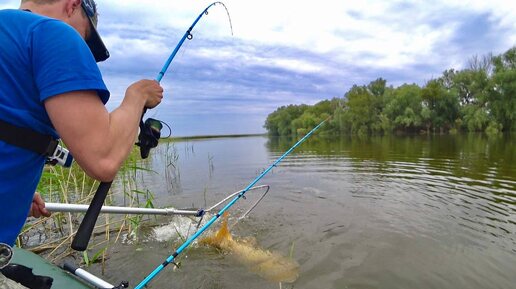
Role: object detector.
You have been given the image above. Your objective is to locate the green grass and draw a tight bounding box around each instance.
[18,146,165,265]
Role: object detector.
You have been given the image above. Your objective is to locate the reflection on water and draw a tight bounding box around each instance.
[267,134,515,251]
[264,133,515,289]
[94,133,515,289]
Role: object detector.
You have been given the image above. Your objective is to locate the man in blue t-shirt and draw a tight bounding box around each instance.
[0,0,164,246]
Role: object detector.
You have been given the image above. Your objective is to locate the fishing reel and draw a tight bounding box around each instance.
[136,117,170,159]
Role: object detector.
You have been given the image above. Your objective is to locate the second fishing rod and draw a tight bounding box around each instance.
[134,117,328,289]
[71,1,233,252]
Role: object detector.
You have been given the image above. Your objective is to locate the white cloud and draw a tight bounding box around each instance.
[2,0,515,135]
[8,0,508,75]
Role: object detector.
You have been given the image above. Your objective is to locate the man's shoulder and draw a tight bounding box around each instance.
[0,9,77,37]
[0,9,49,26]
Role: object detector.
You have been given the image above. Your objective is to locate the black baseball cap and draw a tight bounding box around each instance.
[81,0,109,62]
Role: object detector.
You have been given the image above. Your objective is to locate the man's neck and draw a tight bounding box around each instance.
[20,2,64,21]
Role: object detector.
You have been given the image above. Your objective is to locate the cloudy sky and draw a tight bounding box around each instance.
[2,0,515,136]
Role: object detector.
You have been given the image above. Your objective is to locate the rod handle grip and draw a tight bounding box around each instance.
[71,181,112,251]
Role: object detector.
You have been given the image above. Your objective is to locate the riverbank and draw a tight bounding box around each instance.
[168,133,266,141]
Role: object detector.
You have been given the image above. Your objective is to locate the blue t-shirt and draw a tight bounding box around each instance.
[0,9,110,245]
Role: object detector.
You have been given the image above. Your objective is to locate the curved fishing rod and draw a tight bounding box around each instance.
[156,1,233,82]
[134,118,328,289]
[71,2,233,252]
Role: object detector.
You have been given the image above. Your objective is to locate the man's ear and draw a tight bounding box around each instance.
[64,0,82,17]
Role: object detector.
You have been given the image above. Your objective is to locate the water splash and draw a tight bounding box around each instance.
[153,216,200,242]
[200,213,299,283]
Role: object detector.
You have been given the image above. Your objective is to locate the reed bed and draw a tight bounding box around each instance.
[17,148,160,267]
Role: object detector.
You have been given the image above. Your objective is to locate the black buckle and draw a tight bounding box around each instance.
[44,139,59,157]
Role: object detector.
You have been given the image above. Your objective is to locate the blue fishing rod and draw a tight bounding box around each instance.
[71,2,232,252]
[136,1,232,159]
[134,118,328,289]
[156,1,233,82]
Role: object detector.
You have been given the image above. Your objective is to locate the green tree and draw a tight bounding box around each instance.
[330,103,352,134]
[447,69,489,106]
[384,84,423,132]
[264,104,308,135]
[462,105,489,131]
[343,78,387,134]
[264,46,515,135]
[421,79,459,133]
[488,47,516,131]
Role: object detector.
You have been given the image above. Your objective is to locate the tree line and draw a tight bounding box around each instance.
[264,46,515,136]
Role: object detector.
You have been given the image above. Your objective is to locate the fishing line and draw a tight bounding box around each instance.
[158,119,172,139]
[176,35,191,68]
[134,118,328,289]
[70,1,328,286]
[71,1,234,252]
[155,1,233,83]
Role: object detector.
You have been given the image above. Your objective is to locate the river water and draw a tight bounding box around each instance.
[91,134,515,289]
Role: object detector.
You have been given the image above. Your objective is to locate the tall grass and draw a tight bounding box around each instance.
[17,147,162,266]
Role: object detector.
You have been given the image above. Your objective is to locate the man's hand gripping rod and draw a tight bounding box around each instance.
[71,1,232,251]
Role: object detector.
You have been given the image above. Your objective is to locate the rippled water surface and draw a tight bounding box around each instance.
[91,134,515,289]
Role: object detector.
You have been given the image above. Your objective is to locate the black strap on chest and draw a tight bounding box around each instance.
[0,119,58,156]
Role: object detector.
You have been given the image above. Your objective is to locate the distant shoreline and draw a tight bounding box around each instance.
[167,133,267,141]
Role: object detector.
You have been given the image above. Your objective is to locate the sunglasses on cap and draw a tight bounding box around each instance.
[81,0,109,62]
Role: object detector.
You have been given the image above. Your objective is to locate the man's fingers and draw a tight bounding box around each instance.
[28,192,51,218]
[36,202,51,217]
[40,205,51,217]
[28,200,51,218]
[32,207,41,218]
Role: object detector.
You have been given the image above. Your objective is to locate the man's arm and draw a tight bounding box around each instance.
[44,79,163,182]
